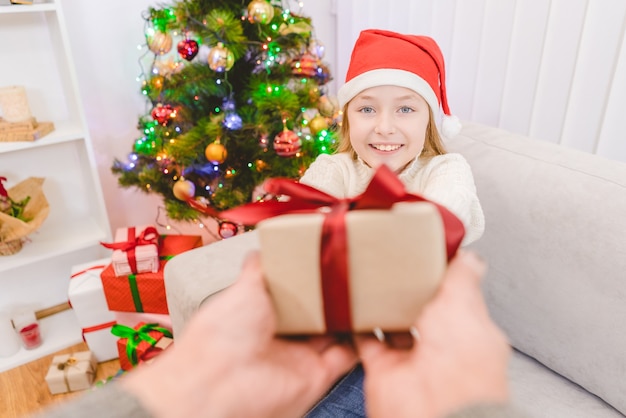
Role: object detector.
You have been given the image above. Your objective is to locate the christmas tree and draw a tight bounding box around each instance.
[112,0,339,238]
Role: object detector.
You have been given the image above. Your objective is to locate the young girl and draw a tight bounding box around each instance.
[303,29,485,417]
[300,29,484,245]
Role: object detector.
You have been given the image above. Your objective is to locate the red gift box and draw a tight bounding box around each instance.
[101,235,202,314]
[112,322,173,371]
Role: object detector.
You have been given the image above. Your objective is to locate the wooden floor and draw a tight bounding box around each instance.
[0,342,121,418]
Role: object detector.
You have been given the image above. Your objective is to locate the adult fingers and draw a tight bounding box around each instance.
[441,250,487,292]
[318,343,359,384]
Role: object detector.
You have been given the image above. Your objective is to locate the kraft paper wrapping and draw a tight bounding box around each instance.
[258,202,447,334]
[45,351,97,395]
[0,177,49,243]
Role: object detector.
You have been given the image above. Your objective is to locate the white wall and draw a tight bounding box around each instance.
[61,0,337,238]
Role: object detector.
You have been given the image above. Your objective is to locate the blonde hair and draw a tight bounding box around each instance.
[336,103,447,160]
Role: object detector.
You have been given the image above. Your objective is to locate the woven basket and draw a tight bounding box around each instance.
[0,238,22,256]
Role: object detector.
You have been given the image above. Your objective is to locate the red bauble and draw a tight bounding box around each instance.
[177,39,199,61]
[219,221,238,239]
[273,129,302,157]
[151,104,176,125]
[291,52,319,78]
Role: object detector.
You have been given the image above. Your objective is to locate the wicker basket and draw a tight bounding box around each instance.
[0,238,22,256]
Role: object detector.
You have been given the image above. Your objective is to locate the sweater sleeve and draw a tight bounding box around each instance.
[417,154,485,246]
[34,383,153,418]
[445,403,531,418]
[299,154,350,198]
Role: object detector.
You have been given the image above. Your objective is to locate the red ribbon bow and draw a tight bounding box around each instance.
[220,165,465,333]
[0,177,8,198]
[101,227,159,274]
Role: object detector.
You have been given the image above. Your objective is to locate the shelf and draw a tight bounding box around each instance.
[0,2,55,14]
[0,217,108,273]
[0,120,84,154]
[0,309,81,373]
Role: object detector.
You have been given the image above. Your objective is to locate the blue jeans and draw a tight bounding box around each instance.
[305,364,366,417]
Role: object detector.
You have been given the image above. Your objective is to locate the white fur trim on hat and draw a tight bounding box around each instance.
[337,68,439,113]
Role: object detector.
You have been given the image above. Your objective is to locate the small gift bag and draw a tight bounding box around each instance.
[219,165,465,335]
[111,322,173,370]
[101,225,160,277]
[45,351,97,395]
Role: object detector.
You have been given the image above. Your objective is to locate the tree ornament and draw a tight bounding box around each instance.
[291,52,319,78]
[258,132,269,150]
[207,42,234,72]
[150,75,165,93]
[151,104,176,125]
[177,38,199,61]
[315,64,331,85]
[147,31,173,55]
[309,39,325,59]
[173,178,195,201]
[255,159,268,172]
[318,95,338,117]
[273,129,301,157]
[309,115,329,135]
[221,96,243,130]
[218,221,238,239]
[247,0,274,24]
[205,140,228,164]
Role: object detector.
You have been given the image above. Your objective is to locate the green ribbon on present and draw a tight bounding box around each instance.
[111,323,173,366]
[127,274,144,312]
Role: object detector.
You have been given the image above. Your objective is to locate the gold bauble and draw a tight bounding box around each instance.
[247,0,274,24]
[309,115,329,135]
[205,141,228,164]
[207,42,235,72]
[147,31,173,55]
[173,178,195,201]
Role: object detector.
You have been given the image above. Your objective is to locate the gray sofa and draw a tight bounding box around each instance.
[164,121,626,417]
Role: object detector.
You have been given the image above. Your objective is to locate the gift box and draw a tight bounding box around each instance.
[101,225,160,277]
[113,311,172,333]
[68,259,119,362]
[220,165,465,335]
[139,336,174,365]
[45,351,97,395]
[101,235,202,314]
[112,322,173,371]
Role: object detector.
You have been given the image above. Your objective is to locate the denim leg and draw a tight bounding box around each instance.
[305,364,366,418]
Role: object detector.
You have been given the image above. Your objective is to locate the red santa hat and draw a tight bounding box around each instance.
[337,29,461,138]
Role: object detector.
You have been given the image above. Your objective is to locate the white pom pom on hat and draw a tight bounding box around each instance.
[337,29,461,138]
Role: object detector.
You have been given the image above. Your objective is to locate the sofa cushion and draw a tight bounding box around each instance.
[446,122,626,415]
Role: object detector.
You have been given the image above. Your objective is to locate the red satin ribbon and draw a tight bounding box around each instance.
[101,227,159,274]
[219,165,465,333]
[81,320,117,343]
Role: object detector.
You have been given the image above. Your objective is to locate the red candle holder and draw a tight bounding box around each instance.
[13,311,42,350]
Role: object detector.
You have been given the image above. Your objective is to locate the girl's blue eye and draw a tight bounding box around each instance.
[359,106,374,113]
[399,106,413,113]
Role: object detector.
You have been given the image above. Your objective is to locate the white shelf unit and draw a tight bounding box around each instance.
[0,0,112,371]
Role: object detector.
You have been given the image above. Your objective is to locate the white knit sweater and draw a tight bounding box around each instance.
[299,152,485,245]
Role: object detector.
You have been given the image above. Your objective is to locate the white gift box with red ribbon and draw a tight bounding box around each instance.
[68,259,119,362]
[102,225,160,277]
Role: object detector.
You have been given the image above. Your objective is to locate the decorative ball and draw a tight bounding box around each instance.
[205,141,228,164]
[177,38,199,61]
[223,112,243,130]
[150,75,165,92]
[309,115,329,135]
[151,104,176,125]
[173,178,195,201]
[314,63,331,85]
[219,221,238,239]
[207,42,235,72]
[291,52,319,78]
[273,129,301,157]
[318,95,337,117]
[255,159,268,172]
[309,39,325,59]
[147,31,173,55]
[247,0,275,24]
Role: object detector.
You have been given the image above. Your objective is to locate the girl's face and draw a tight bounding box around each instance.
[347,85,430,173]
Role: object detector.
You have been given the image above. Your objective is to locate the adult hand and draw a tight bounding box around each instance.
[121,252,358,418]
[356,251,511,418]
